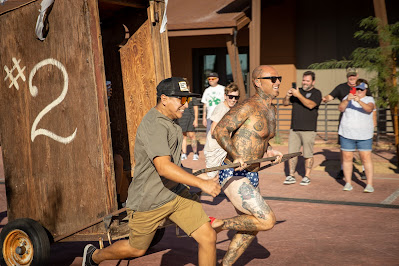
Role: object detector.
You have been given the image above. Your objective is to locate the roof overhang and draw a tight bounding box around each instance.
[168,27,235,37]
[167,0,250,37]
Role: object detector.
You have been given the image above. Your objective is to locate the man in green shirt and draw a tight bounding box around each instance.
[82,77,221,266]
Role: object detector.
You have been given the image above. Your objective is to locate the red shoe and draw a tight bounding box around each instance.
[209,216,216,225]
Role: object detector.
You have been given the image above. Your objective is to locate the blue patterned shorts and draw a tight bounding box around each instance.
[219,162,259,188]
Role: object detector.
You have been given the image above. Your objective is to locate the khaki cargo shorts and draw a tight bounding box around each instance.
[288,129,317,158]
[127,189,209,250]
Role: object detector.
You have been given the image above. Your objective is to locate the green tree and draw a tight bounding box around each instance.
[309,17,399,165]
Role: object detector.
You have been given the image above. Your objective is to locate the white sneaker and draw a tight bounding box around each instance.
[193,154,199,160]
[364,184,374,193]
[300,176,311,186]
[181,154,187,160]
[283,176,296,185]
[343,183,353,191]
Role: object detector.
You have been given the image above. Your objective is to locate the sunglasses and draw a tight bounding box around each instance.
[227,95,240,100]
[258,76,282,83]
[207,77,218,81]
[170,96,191,105]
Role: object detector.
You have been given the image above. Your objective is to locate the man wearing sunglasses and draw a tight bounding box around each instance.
[82,77,221,266]
[201,72,226,134]
[211,65,283,265]
[283,71,322,186]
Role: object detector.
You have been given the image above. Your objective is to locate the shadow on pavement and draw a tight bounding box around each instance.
[49,241,98,266]
[224,230,270,265]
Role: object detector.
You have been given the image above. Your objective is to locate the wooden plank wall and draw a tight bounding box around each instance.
[120,20,157,173]
[120,2,171,173]
[0,0,115,236]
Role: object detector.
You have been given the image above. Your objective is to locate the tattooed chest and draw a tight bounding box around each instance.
[251,107,276,138]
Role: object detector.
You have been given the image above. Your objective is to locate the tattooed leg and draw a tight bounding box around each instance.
[222,231,257,266]
[288,156,298,176]
[188,131,198,154]
[222,177,276,231]
[304,157,314,177]
[191,138,197,154]
[218,178,274,265]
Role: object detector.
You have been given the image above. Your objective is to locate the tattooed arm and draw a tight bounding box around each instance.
[213,102,252,161]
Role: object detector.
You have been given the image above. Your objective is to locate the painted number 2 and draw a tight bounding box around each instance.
[29,58,77,144]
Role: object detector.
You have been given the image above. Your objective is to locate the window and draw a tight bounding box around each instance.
[192,47,249,95]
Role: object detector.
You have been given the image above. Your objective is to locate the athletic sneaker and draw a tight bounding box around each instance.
[181,153,187,160]
[82,244,98,266]
[343,183,353,191]
[364,184,374,193]
[361,171,367,180]
[336,170,344,179]
[193,153,199,160]
[300,176,311,186]
[283,176,296,185]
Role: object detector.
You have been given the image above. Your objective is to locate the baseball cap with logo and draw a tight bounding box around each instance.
[355,82,368,90]
[157,77,200,97]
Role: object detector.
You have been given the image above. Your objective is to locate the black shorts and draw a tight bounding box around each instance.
[178,112,195,132]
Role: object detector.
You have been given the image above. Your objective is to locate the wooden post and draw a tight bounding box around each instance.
[226,34,246,99]
[249,0,261,96]
[392,59,399,163]
[373,0,388,24]
[373,0,399,165]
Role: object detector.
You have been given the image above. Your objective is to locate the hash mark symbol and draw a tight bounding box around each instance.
[4,57,26,90]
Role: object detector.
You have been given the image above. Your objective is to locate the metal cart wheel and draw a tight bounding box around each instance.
[0,218,50,266]
[149,228,165,248]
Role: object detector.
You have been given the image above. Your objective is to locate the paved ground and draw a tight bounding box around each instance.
[1,136,399,265]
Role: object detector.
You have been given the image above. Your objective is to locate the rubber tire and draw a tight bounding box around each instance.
[0,218,50,266]
[149,228,165,248]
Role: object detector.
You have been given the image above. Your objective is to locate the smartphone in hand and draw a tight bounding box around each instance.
[292,82,296,89]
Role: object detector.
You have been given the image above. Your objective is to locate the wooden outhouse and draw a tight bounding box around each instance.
[0,0,170,264]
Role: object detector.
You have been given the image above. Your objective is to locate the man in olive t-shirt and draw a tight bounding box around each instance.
[82,77,221,266]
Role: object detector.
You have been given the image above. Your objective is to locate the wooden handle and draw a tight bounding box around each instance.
[193,152,302,176]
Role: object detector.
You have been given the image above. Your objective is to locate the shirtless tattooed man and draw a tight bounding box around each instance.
[212,65,283,265]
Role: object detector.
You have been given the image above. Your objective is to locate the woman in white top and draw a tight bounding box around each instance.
[201,83,240,179]
[338,80,375,193]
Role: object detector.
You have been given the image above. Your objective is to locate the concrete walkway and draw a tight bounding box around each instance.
[1,140,399,265]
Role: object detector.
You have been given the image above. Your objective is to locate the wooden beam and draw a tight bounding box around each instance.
[226,35,246,99]
[99,0,146,9]
[168,28,234,37]
[237,15,250,31]
[249,0,261,96]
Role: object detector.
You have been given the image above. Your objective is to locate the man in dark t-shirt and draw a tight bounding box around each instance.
[323,70,358,103]
[283,71,322,186]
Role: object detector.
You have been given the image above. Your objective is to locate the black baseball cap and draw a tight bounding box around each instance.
[157,77,200,97]
[207,72,219,78]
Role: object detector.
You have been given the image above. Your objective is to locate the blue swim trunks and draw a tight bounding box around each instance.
[219,162,259,188]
